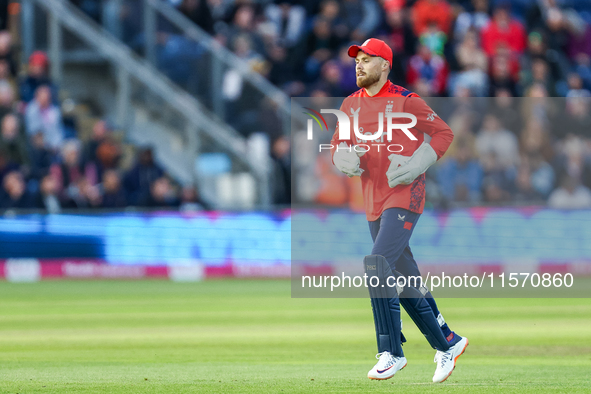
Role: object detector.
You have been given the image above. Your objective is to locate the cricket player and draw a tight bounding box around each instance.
[330,38,468,382]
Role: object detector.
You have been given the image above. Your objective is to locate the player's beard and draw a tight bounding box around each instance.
[356,69,381,88]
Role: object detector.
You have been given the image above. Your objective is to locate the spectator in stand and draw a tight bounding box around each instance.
[83,119,110,167]
[19,51,58,105]
[0,31,16,80]
[257,95,283,143]
[443,109,478,160]
[271,135,291,205]
[304,17,340,80]
[452,28,489,96]
[25,85,63,151]
[475,113,520,170]
[488,48,519,96]
[28,132,54,181]
[382,4,416,54]
[66,176,102,208]
[406,43,448,96]
[380,7,416,86]
[524,31,569,93]
[514,156,539,202]
[124,147,164,206]
[514,115,556,200]
[571,52,591,93]
[476,113,520,204]
[0,56,11,86]
[548,175,591,209]
[94,131,121,180]
[436,137,483,203]
[143,175,180,208]
[61,99,80,140]
[315,0,347,43]
[490,88,521,135]
[481,166,512,204]
[454,0,490,42]
[225,4,265,55]
[567,11,591,58]
[521,82,555,125]
[312,60,345,96]
[381,0,405,14]
[527,152,555,199]
[520,117,554,162]
[267,43,295,87]
[265,0,306,48]
[0,113,28,168]
[543,6,584,56]
[100,169,127,208]
[419,23,447,56]
[560,96,591,140]
[564,73,591,99]
[229,31,262,72]
[0,146,15,183]
[34,173,61,213]
[55,139,97,197]
[340,0,380,42]
[566,22,591,90]
[480,3,526,58]
[519,57,556,96]
[411,0,452,38]
[333,45,358,94]
[555,135,591,187]
[0,170,34,209]
[222,34,268,134]
[0,80,14,119]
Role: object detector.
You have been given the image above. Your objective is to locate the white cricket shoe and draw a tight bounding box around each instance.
[432,336,469,383]
[367,351,407,380]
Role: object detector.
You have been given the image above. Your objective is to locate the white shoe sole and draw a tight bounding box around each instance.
[433,337,469,383]
[368,359,407,380]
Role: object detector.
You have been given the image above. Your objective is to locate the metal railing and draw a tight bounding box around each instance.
[20,0,273,208]
[142,0,296,133]
[25,0,304,139]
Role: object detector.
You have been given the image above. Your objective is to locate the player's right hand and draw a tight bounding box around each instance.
[334,142,363,177]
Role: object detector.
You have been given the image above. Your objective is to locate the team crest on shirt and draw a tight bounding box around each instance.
[385,101,393,114]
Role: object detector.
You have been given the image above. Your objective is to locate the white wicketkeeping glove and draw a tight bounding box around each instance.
[333,142,363,177]
[386,142,437,188]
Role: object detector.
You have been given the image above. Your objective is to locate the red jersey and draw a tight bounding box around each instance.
[481,19,526,57]
[330,80,453,221]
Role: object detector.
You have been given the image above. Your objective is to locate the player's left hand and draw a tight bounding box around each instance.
[334,142,363,177]
[387,143,438,188]
[386,153,410,186]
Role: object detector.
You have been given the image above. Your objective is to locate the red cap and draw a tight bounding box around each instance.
[29,51,48,68]
[348,38,393,68]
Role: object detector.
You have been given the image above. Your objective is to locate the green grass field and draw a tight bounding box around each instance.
[0,280,589,393]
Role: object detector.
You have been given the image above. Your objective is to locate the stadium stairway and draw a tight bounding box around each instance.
[22,0,271,208]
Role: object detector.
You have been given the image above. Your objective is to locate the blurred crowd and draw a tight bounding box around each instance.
[144,0,591,98]
[72,0,591,209]
[427,95,591,209]
[0,27,209,212]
